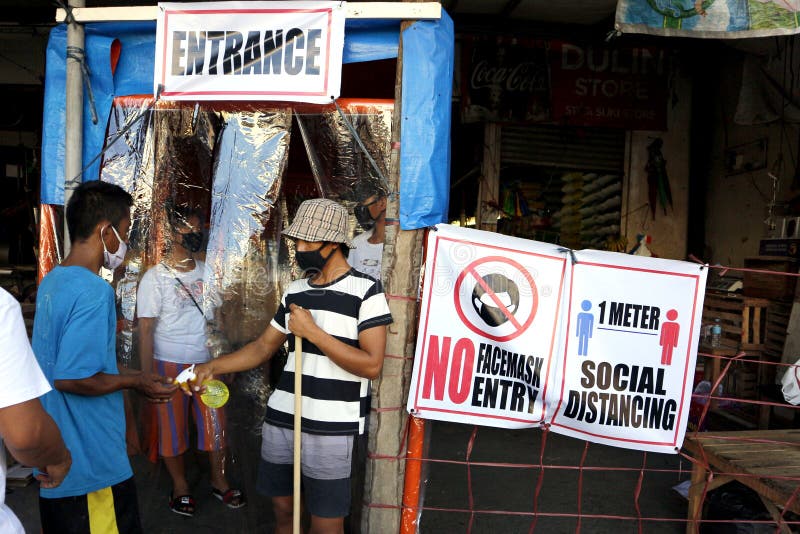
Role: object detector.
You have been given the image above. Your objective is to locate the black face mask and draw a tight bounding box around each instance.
[354,204,376,231]
[296,245,332,274]
[181,232,204,253]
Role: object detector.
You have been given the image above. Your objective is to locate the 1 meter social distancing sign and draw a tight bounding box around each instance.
[549,250,707,453]
[407,224,569,427]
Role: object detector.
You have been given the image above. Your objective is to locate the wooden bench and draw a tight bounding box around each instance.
[683,430,800,533]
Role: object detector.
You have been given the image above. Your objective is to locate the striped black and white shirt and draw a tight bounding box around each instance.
[265,269,393,435]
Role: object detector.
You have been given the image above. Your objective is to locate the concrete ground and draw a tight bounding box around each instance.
[8,453,275,534]
[10,371,280,533]
[6,373,695,533]
[418,421,689,534]
[8,423,692,533]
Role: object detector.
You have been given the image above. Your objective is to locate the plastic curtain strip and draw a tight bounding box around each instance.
[37,204,62,283]
[89,96,393,529]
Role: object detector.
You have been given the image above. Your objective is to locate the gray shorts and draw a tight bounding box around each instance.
[260,423,353,479]
[257,423,354,518]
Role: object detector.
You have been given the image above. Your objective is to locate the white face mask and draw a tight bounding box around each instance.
[101,225,127,270]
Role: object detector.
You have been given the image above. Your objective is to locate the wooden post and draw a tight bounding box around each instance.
[686,461,706,534]
[478,123,501,232]
[361,6,427,533]
[294,335,303,534]
[57,3,443,23]
[64,0,85,253]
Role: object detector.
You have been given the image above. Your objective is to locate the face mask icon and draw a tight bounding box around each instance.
[471,274,520,327]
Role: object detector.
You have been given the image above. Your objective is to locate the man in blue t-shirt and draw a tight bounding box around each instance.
[32,181,177,533]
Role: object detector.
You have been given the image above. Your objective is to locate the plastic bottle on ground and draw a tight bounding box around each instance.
[710,319,722,348]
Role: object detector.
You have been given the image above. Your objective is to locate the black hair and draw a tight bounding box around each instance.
[66,181,134,243]
[354,180,387,204]
[167,204,202,231]
[331,241,349,258]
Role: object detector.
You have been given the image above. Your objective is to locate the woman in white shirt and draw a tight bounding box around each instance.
[137,207,244,516]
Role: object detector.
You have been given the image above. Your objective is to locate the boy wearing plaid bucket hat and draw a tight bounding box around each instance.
[192,198,392,533]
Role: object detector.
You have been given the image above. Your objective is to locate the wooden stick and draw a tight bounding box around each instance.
[293,335,303,534]
[55,3,443,23]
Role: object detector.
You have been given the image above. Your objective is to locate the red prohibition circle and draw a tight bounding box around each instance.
[453,255,538,342]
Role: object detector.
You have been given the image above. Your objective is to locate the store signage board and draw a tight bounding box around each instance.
[407,225,707,454]
[548,41,669,131]
[154,1,346,102]
[460,37,669,130]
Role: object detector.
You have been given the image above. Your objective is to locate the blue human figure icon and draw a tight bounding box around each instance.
[576,300,594,356]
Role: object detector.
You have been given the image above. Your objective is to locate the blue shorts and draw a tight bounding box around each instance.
[256,423,353,518]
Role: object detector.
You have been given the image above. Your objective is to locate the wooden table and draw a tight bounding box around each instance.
[0,264,37,297]
[684,430,800,534]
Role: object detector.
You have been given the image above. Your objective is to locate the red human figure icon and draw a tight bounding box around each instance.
[660,309,680,365]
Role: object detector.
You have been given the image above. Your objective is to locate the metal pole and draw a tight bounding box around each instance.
[64,0,85,255]
[399,416,426,534]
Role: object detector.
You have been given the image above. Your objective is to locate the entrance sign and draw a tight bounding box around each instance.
[549,250,707,454]
[155,1,346,102]
[408,224,569,427]
[407,226,707,453]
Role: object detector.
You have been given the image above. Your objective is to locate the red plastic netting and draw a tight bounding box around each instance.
[366,261,800,533]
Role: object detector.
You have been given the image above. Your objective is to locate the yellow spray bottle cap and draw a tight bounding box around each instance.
[200,379,229,408]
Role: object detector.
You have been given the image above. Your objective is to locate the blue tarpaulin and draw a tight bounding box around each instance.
[40,14,452,229]
[400,15,453,229]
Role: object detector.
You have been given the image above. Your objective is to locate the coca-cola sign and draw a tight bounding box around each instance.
[470,61,547,94]
[461,38,550,123]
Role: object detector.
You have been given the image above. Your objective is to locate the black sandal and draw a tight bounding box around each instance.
[169,494,196,517]
[212,487,246,509]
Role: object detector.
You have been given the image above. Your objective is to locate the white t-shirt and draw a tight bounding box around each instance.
[348,229,383,281]
[136,261,213,364]
[0,288,51,534]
